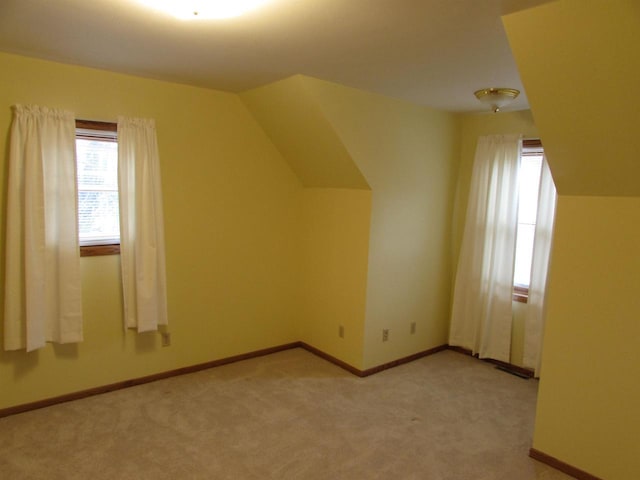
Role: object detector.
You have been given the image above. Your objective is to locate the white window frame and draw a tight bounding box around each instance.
[513,138,544,303]
[75,119,120,257]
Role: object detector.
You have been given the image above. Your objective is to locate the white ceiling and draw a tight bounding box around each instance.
[0,0,553,112]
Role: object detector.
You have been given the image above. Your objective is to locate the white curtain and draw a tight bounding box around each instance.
[4,105,83,352]
[117,117,168,332]
[449,134,522,362]
[523,157,556,376]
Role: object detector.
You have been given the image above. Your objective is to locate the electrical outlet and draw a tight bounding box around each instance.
[382,329,389,342]
[161,332,171,347]
[338,325,344,338]
[410,322,416,334]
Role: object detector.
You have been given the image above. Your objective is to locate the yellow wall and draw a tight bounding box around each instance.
[305,79,459,369]
[241,76,459,370]
[504,1,640,477]
[536,196,640,479]
[299,188,371,369]
[455,110,539,367]
[241,78,373,369]
[0,52,304,409]
[0,52,460,408]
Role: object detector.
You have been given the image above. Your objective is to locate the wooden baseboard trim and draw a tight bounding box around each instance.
[447,345,535,378]
[300,342,362,377]
[0,342,302,419]
[1,341,450,418]
[299,343,448,378]
[360,344,449,377]
[529,448,602,480]
[298,342,363,376]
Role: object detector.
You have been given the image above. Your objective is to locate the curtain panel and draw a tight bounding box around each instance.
[4,105,83,351]
[449,134,522,362]
[117,117,168,332]
[523,157,557,376]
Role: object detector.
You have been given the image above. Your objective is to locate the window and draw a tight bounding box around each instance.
[513,139,544,302]
[75,120,120,256]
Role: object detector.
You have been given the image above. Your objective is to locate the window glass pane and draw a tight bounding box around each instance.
[76,139,118,189]
[517,155,543,224]
[513,154,543,288]
[77,190,120,241]
[514,224,535,286]
[76,137,119,245]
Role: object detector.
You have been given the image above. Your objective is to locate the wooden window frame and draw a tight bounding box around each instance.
[512,285,529,304]
[76,119,120,257]
[522,138,543,150]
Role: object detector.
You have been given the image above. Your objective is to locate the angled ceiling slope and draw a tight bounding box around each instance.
[0,0,553,112]
[504,0,640,196]
[241,75,369,190]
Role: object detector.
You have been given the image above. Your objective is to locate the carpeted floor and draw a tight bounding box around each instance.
[0,348,573,479]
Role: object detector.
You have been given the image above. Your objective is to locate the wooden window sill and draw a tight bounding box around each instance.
[80,244,120,257]
[513,285,528,303]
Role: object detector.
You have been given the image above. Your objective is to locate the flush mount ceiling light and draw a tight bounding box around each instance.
[136,0,273,20]
[474,88,520,113]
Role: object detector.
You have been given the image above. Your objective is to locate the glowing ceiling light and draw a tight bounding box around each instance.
[136,0,273,20]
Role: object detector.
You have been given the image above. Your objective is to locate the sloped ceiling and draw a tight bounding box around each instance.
[0,0,553,112]
[241,75,369,189]
[504,0,640,196]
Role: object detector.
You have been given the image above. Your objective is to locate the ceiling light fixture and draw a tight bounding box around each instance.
[474,88,520,113]
[136,0,272,20]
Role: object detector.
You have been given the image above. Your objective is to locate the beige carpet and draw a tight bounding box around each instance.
[0,349,572,479]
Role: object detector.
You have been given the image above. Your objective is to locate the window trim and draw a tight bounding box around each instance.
[76,119,120,257]
[513,284,529,304]
[522,138,543,150]
[512,138,543,303]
